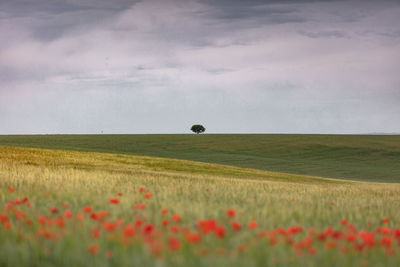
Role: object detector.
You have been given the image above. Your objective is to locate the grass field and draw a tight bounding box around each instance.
[1,146,400,266]
[0,134,400,182]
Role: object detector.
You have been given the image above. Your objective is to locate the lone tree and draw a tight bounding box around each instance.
[191,124,205,134]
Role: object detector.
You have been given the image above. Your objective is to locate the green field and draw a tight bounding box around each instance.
[1,146,400,267]
[0,134,399,182]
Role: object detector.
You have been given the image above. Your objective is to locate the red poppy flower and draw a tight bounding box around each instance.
[381,236,393,247]
[382,218,390,224]
[38,215,46,225]
[135,219,143,227]
[359,231,375,246]
[248,221,258,229]
[231,221,242,231]
[170,225,180,233]
[215,226,226,238]
[134,203,146,210]
[197,219,217,234]
[117,193,123,197]
[139,186,147,193]
[186,232,201,243]
[55,217,65,228]
[226,208,236,218]
[162,219,169,227]
[123,225,135,237]
[161,209,168,215]
[103,221,117,232]
[92,227,100,239]
[106,250,113,258]
[109,198,120,204]
[168,237,181,251]
[64,210,73,218]
[88,244,99,255]
[9,187,15,193]
[49,207,58,214]
[143,224,154,235]
[84,206,92,213]
[144,193,152,199]
[171,214,181,223]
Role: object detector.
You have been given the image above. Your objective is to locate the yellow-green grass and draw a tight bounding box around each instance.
[0,134,400,182]
[1,146,400,267]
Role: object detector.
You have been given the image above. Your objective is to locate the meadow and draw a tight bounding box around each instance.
[0,134,400,182]
[1,146,400,266]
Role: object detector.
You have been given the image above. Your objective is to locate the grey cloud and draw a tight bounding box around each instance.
[1,0,400,134]
[0,0,141,41]
[299,30,348,38]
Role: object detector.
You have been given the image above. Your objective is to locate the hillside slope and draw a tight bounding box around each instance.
[0,134,399,182]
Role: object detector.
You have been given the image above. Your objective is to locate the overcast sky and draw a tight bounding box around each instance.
[1,0,399,134]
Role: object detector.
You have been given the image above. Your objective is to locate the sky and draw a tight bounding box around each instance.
[0,0,399,134]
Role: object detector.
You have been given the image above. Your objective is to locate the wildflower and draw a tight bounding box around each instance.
[106,250,113,258]
[92,227,100,239]
[9,187,15,193]
[55,217,65,228]
[38,216,47,225]
[325,241,337,249]
[288,226,303,235]
[226,208,236,218]
[143,224,154,235]
[341,219,347,225]
[382,218,390,224]
[346,233,357,242]
[248,221,258,229]
[83,206,92,213]
[171,214,181,223]
[359,231,375,246]
[117,193,123,197]
[198,219,217,234]
[231,221,242,231]
[103,221,117,232]
[162,219,169,227]
[64,210,73,218]
[88,244,99,255]
[168,237,181,251]
[135,219,143,227]
[215,226,226,238]
[161,209,168,215]
[139,186,147,192]
[49,207,58,214]
[109,198,120,204]
[186,232,201,243]
[380,236,393,247]
[170,225,180,233]
[134,203,146,210]
[123,225,135,237]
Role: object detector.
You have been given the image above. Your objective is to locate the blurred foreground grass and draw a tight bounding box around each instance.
[0,146,400,266]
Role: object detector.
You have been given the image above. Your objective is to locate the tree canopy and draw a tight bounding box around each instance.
[191,124,205,134]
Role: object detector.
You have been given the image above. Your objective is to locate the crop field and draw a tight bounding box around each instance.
[0,134,400,182]
[1,145,400,266]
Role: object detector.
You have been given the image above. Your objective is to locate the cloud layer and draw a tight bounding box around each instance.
[1,0,400,134]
